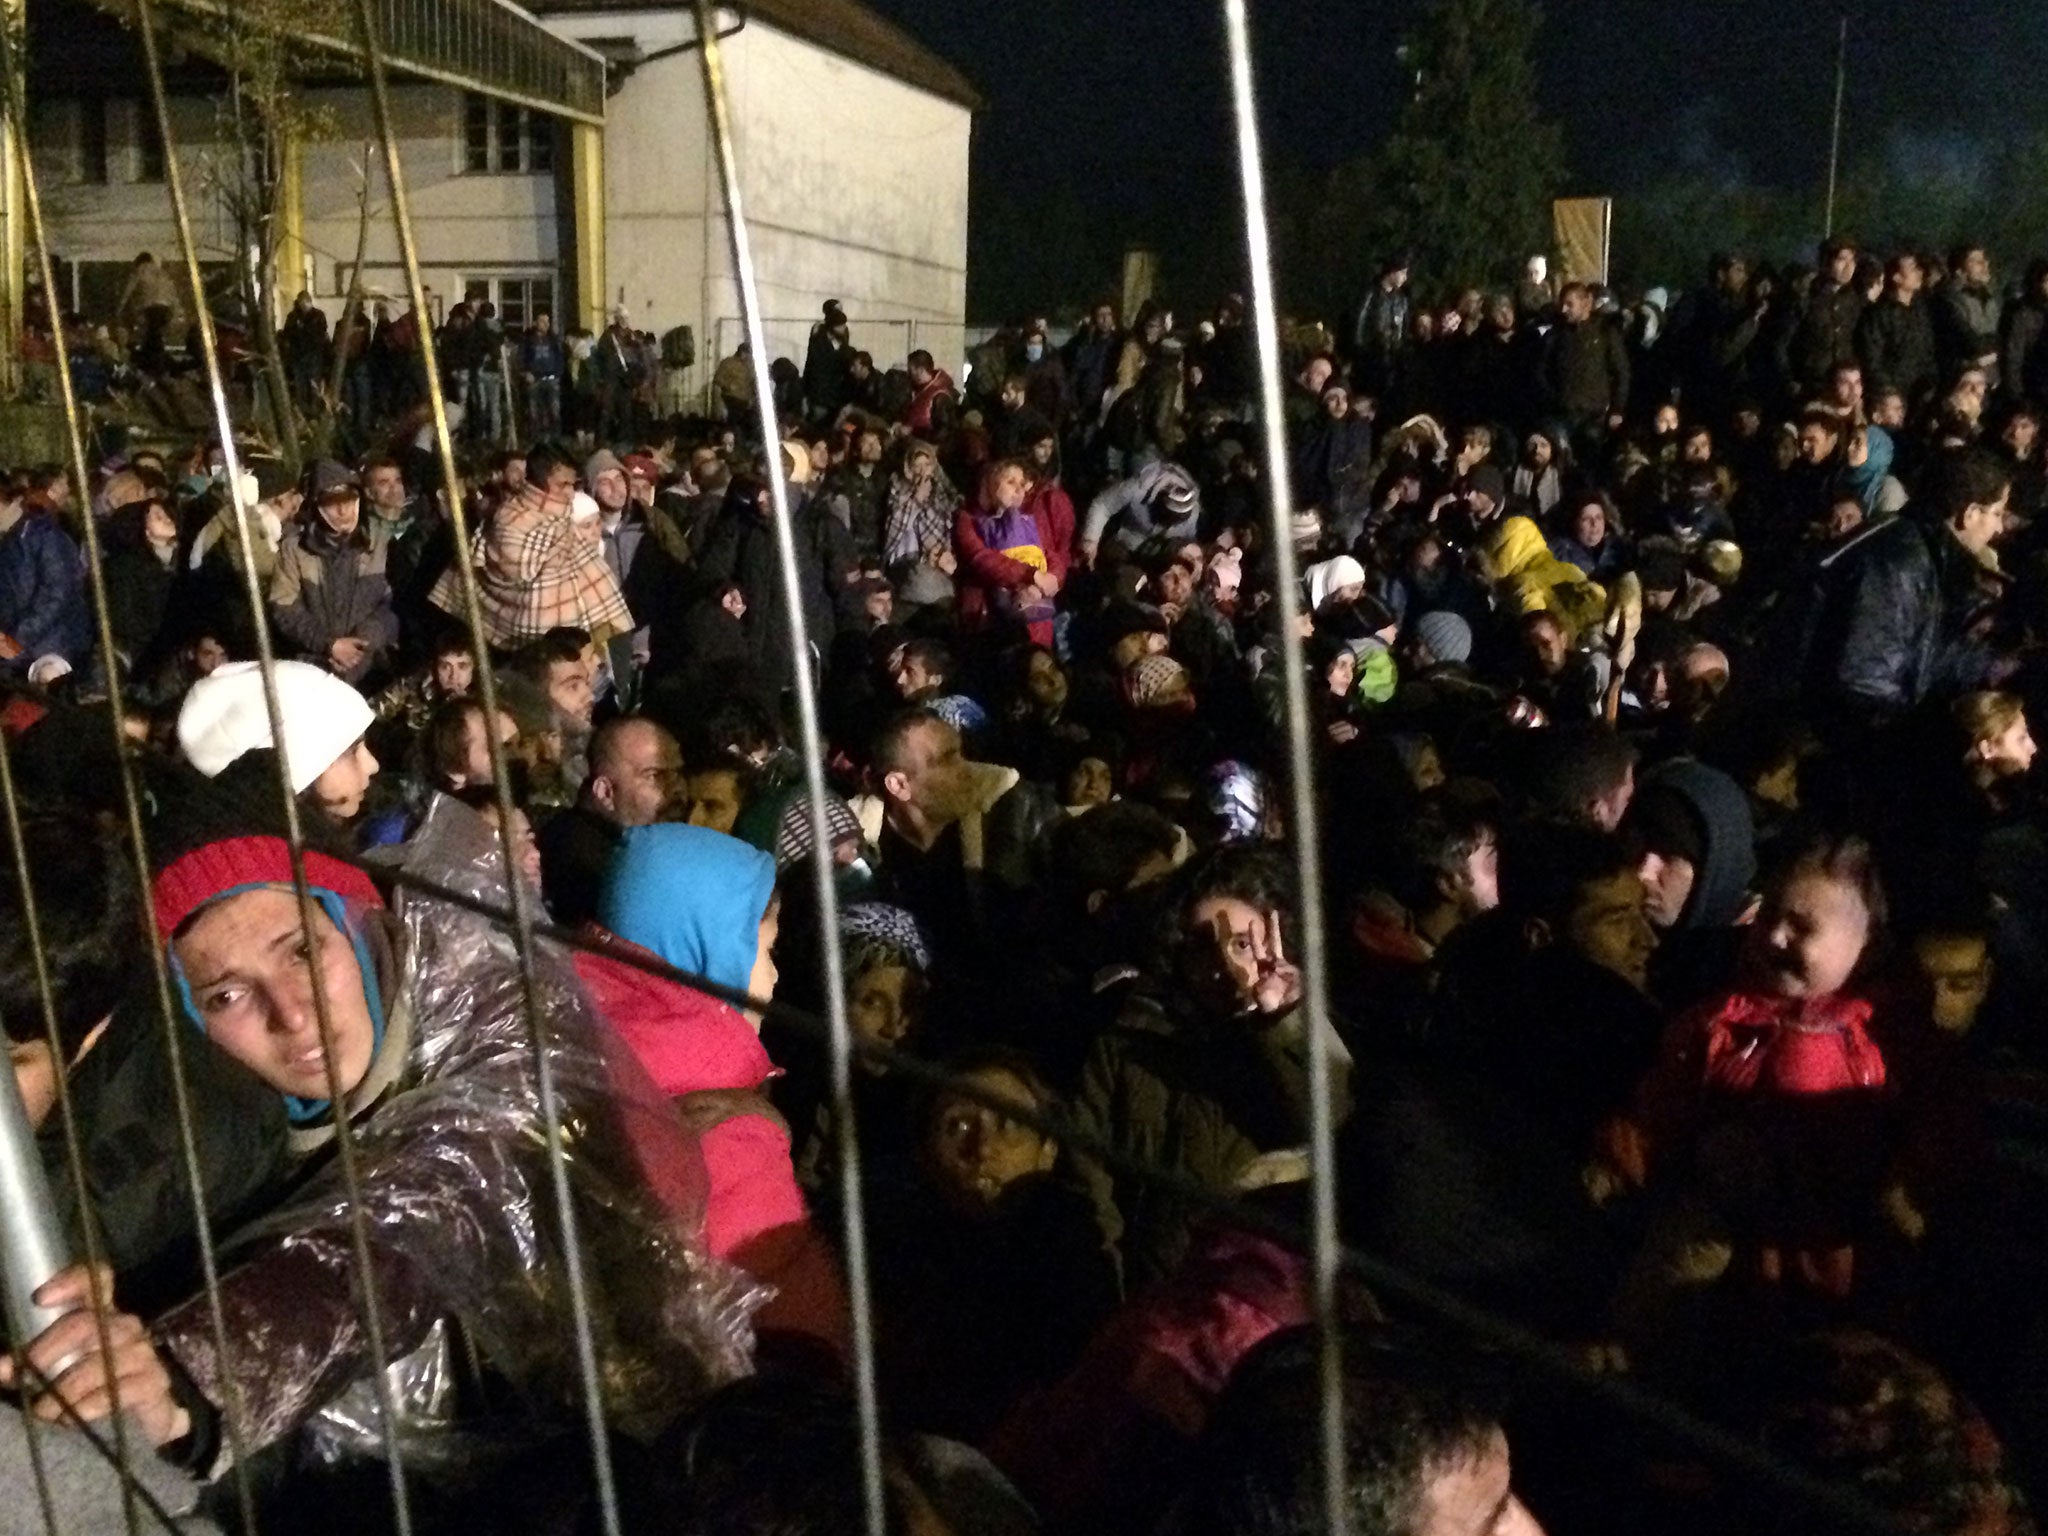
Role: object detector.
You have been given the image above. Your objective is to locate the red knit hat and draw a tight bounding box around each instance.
[151,836,382,940]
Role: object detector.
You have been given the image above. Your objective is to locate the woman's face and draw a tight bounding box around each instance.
[991,464,1029,510]
[1025,650,1068,714]
[848,962,921,1050]
[174,888,377,1101]
[1654,404,1681,437]
[1984,712,2038,778]
[1573,503,1606,548]
[312,739,379,821]
[1326,650,1357,698]
[144,503,178,545]
[924,1065,1057,1212]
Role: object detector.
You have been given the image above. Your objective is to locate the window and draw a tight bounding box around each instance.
[464,274,556,332]
[461,93,553,174]
[135,102,165,183]
[78,99,108,185]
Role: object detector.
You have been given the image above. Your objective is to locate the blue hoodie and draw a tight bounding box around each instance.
[598,823,777,993]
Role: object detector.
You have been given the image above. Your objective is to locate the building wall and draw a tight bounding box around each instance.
[547,9,972,375]
[30,85,559,326]
[29,13,973,375]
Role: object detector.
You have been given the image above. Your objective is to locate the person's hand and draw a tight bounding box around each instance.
[0,633,22,661]
[1076,539,1098,568]
[934,549,958,577]
[0,1265,189,1448]
[329,636,370,672]
[1211,905,1302,1016]
[1326,719,1359,744]
[1608,413,1626,431]
[1035,567,1061,598]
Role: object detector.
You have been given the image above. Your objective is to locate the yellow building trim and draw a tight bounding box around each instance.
[571,121,606,332]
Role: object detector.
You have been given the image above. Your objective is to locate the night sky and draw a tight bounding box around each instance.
[859,0,2048,317]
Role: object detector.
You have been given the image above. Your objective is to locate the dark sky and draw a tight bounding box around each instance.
[860,0,2048,316]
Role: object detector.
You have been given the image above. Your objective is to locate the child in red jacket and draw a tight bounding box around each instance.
[1623,831,1893,1300]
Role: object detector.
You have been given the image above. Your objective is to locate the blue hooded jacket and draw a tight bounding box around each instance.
[598,823,777,994]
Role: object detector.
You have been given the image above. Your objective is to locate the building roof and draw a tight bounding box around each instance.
[530,0,981,111]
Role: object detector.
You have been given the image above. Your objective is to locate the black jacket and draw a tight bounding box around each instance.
[1856,295,1937,402]
[1794,515,1995,721]
[1792,281,1866,390]
[1541,318,1630,420]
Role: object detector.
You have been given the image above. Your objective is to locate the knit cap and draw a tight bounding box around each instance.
[583,449,625,487]
[1125,653,1193,709]
[149,755,381,940]
[1412,610,1473,666]
[177,661,374,795]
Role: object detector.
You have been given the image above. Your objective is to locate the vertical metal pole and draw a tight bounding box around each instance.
[1222,2,1347,1533]
[690,4,885,1531]
[1824,10,1847,239]
[0,12,262,1532]
[131,3,410,1531]
[347,4,626,1534]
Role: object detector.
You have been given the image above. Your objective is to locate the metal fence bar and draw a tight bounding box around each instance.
[1221,2,1348,1532]
[347,1,628,1531]
[689,2,888,1530]
[131,1,416,1530]
[0,15,264,1532]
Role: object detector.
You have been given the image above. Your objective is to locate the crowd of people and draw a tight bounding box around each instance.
[1,233,2047,1535]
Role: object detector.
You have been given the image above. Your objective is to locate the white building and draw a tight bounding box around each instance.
[16,0,977,380]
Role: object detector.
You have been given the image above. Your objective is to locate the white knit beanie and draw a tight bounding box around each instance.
[176,660,375,793]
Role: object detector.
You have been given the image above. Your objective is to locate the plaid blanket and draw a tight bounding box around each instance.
[431,487,633,649]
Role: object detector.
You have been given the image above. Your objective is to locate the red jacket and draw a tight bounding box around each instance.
[1028,480,1075,583]
[574,931,848,1354]
[903,369,957,436]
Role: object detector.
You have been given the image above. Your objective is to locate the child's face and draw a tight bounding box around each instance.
[1063,757,1113,808]
[848,962,921,1051]
[924,1066,1056,1213]
[1561,869,1657,993]
[1913,932,1992,1036]
[1753,868,1871,1000]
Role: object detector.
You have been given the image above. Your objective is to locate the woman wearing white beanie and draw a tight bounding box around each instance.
[176,659,381,823]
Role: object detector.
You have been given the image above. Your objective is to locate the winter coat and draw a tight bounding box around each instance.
[608,502,695,678]
[1792,281,1867,390]
[0,512,88,671]
[1792,515,1994,721]
[1541,317,1631,420]
[1856,295,1937,401]
[903,369,957,436]
[1071,988,1353,1292]
[695,489,851,693]
[1482,514,1609,637]
[802,326,850,422]
[100,507,181,674]
[1935,281,2003,377]
[268,513,399,684]
[1079,462,1201,553]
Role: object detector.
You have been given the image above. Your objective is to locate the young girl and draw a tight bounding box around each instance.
[1628,831,1891,1299]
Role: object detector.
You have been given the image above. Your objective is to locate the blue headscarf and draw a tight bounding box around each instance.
[1836,424,1895,514]
[598,824,778,994]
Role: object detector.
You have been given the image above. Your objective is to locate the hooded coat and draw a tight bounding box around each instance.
[268,509,399,684]
[0,511,89,672]
[583,823,848,1351]
[1482,514,1609,637]
[1637,758,1758,1011]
